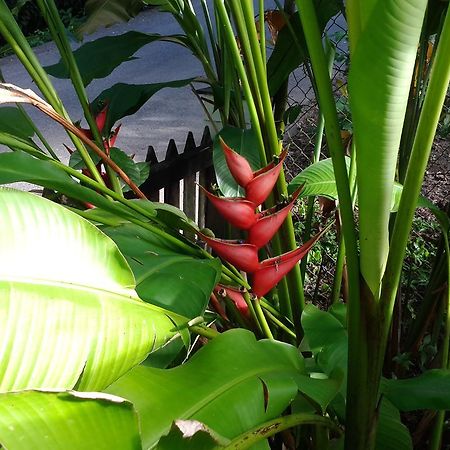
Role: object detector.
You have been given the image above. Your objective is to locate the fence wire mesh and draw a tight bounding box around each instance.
[282,13,450,305]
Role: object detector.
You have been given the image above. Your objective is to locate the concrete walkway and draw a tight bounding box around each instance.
[1,6,206,163]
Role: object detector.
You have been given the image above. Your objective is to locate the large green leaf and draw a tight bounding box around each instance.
[91,79,194,133]
[45,31,164,86]
[103,222,221,318]
[0,391,140,449]
[107,330,304,449]
[349,0,428,294]
[267,0,344,96]
[375,398,412,450]
[383,369,450,411]
[213,126,261,198]
[0,188,185,392]
[288,157,352,198]
[301,305,348,388]
[288,158,440,214]
[0,151,150,221]
[77,0,144,36]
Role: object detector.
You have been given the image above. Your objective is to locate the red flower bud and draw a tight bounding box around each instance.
[220,138,254,188]
[215,284,249,318]
[245,150,287,206]
[95,103,108,133]
[197,231,259,273]
[248,187,302,248]
[199,186,256,230]
[252,228,326,297]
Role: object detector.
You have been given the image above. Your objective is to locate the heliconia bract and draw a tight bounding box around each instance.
[252,229,327,297]
[199,186,257,230]
[197,231,259,273]
[220,138,254,188]
[215,284,250,318]
[248,187,303,248]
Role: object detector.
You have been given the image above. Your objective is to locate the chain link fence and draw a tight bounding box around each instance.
[282,12,450,305]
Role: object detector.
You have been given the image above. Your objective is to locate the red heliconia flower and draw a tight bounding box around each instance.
[220,138,254,188]
[197,231,259,273]
[245,149,287,206]
[252,229,327,297]
[248,187,303,249]
[199,186,257,230]
[220,139,287,205]
[215,284,250,318]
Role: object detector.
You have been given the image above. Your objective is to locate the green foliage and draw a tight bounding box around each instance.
[77,0,143,36]
[267,0,344,95]
[91,79,194,134]
[45,31,167,86]
[107,329,305,449]
[0,188,187,393]
[0,391,141,450]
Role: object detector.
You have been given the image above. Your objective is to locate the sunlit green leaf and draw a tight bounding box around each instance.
[0,391,141,450]
[0,188,185,392]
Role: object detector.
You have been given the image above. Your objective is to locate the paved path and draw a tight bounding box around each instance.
[1,7,206,163]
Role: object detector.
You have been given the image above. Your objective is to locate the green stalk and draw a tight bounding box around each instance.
[259,0,266,66]
[222,413,340,450]
[294,1,363,447]
[227,1,266,132]
[429,231,450,450]
[37,0,122,195]
[189,324,220,339]
[214,0,265,159]
[252,297,274,339]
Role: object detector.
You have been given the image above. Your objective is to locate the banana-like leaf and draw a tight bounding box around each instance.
[107,329,304,449]
[77,0,144,36]
[383,369,450,411]
[375,398,412,450]
[45,31,185,87]
[0,188,186,393]
[349,0,428,294]
[0,391,141,449]
[288,157,440,215]
[91,79,194,134]
[102,223,221,318]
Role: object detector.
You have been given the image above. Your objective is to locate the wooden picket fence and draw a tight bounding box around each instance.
[140,126,224,233]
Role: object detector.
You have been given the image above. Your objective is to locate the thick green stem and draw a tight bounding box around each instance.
[429,231,450,450]
[222,413,340,450]
[294,1,363,448]
[214,0,265,160]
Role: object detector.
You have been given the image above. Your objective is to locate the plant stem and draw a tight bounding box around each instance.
[189,324,220,339]
[294,1,363,448]
[222,413,340,450]
[429,230,450,450]
[214,0,266,160]
[253,297,274,339]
